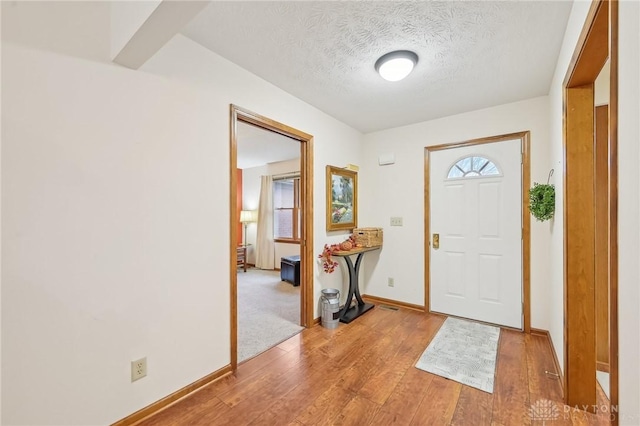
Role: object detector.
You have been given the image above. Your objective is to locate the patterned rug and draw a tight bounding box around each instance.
[415,317,500,393]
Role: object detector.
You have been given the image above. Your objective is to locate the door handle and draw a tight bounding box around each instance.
[433,233,439,249]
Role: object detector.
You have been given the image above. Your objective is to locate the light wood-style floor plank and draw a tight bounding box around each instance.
[295,384,355,425]
[525,333,563,402]
[331,394,380,426]
[370,368,434,426]
[492,329,532,426]
[137,307,610,426]
[450,386,494,426]
[410,375,462,426]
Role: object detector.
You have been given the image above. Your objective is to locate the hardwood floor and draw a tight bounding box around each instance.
[137,307,610,425]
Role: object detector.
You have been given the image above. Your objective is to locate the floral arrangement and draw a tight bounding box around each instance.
[318,234,358,273]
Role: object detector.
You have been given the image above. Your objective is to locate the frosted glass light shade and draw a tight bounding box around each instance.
[375,50,418,82]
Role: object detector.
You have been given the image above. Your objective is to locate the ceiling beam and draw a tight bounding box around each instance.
[112,0,210,70]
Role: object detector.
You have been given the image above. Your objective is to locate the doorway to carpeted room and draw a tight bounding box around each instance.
[237,269,303,362]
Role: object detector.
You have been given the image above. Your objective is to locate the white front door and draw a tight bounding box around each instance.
[429,139,522,328]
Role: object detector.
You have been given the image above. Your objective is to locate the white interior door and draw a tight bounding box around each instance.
[430,139,522,328]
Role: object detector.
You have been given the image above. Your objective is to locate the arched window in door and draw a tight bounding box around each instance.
[446,155,501,179]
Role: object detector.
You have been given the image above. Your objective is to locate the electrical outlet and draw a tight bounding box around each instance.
[390,217,403,226]
[388,277,395,287]
[131,357,147,382]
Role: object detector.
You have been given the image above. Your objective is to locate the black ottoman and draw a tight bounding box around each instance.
[280,255,301,286]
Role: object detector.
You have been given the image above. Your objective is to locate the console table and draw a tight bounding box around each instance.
[333,246,381,323]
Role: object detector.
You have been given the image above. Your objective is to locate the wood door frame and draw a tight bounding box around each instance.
[424,131,531,332]
[595,104,609,373]
[229,105,314,371]
[563,0,618,416]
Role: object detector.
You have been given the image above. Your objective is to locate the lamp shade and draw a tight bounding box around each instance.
[240,210,258,223]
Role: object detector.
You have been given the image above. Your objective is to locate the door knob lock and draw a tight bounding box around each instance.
[433,233,440,249]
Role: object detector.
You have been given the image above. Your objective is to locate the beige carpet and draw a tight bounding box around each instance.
[238,269,303,362]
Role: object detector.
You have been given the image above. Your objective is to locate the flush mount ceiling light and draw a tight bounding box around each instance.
[374,50,419,82]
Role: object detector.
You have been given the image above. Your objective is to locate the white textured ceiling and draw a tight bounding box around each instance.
[182,1,572,133]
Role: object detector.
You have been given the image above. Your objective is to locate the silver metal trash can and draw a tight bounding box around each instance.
[321,288,340,329]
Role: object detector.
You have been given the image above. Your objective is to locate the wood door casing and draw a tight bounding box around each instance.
[229,105,314,371]
[564,84,597,407]
[595,104,609,370]
[237,169,243,244]
[562,0,618,413]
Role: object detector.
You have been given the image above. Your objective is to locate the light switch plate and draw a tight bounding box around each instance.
[390,217,403,226]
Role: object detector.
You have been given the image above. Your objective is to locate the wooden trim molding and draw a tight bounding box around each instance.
[608,0,619,419]
[112,365,232,426]
[594,105,609,368]
[564,0,609,88]
[362,294,424,312]
[230,105,315,371]
[562,0,617,412]
[423,150,431,313]
[301,135,315,328]
[274,239,301,244]
[531,328,565,397]
[564,83,597,408]
[424,131,531,332]
[521,132,531,333]
[230,106,239,371]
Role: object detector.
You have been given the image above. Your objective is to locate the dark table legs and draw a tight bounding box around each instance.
[337,252,375,323]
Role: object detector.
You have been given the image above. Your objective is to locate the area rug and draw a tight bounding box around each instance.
[415,316,500,393]
[237,269,303,362]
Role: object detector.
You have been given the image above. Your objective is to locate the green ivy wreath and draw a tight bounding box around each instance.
[528,183,555,222]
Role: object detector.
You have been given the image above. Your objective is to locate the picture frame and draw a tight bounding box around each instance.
[326,165,358,231]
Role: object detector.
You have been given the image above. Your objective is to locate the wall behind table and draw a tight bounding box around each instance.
[359,96,551,329]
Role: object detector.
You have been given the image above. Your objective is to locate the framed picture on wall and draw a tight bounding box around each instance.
[326,165,357,231]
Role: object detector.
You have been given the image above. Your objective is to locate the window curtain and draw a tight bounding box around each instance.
[255,175,275,269]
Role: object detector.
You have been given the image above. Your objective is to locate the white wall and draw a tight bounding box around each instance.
[547,0,592,378]
[1,2,362,425]
[0,2,3,419]
[242,159,300,268]
[594,59,610,106]
[3,42,226,426]
[617,1,640,422]
[547,0,640,422]
[360,96,552,328]
[141,36,364,312]
[146,37,365,297]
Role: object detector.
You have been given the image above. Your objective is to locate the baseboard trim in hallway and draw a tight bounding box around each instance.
[531,327,564,397]
[112,364,232,426]
[362,294,425,312]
